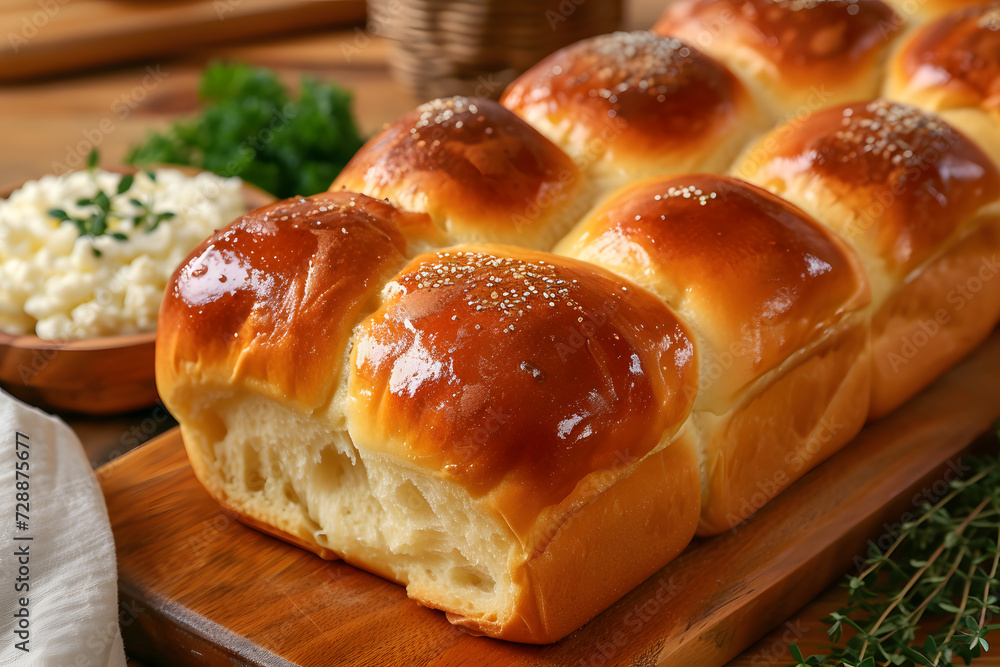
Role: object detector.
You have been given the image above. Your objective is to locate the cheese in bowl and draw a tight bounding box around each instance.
[0,167,246,339]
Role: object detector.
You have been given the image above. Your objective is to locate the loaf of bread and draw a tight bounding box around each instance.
[884,3,1000,165]
[733,99,1000,418]
[156,6,1000,645]
[157,192,703,643]
[652,0,904,122]
[883,0,991,22]
[554,174,871,534]
[330,97,589,251]
[498,31,766,197]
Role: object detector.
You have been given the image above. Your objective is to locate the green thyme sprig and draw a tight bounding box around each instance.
[791,441,1000,667]
[47,150,175,256]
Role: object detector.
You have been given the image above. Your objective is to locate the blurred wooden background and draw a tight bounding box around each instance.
[3,1,999,665]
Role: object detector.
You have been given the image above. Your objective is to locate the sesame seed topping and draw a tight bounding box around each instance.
[411,96,486,135]
[771,0,835,10]
[520,360,546,381]
[648,184,719,207]
[979,6,1000,31]
[553,31,711,102]
[822,101,958,184]
[394,251,588,327]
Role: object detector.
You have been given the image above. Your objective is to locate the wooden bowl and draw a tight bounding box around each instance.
[0,166,274,415]
[0,330,159,415]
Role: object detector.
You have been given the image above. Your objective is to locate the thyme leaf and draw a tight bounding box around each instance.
[791,437,1000,667]
[47,153,177,255]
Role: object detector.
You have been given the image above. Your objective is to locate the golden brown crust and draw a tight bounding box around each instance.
[500,32,759,176]
[330,97,585,250]
[870,217,1000,417]
[555,174,869,406]
[156,192,420,411]
[347,245,698,538]
[697,321,870,534]
[654,0,902,114]
[157,19,1000,644]
[884,0,995,21]
[887,4,1000,114]
[445,432,701,644]
[734,100,1000,277]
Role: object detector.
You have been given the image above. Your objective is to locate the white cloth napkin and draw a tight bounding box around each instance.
[0,390,127,667]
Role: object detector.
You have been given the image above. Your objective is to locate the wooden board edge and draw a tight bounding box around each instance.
[99,332,1000,665]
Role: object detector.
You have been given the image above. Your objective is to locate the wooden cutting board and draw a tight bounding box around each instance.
[0,0,366,82]
[99,330,1000,666]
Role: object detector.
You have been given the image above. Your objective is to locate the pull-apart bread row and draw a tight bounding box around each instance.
[156,0,1000,644]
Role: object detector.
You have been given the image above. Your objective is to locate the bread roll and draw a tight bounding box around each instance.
[158,197,702,643]
[885,4,1000,113]
[156,192,433,417]
[653,0,903,122]
[885,4,1000,164]
[330,96,589,251]
[554,174,871,534]
[882,0,994,23]
[733,100,1000,418]
[499,31,766,196]
[156,10,1000,648]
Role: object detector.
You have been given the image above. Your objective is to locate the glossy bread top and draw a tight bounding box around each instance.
[885,0,998,20]
[736,100,1000,275]
[555,174,869,404]
[347,245,698,537]
[157,192,421,410]
[331,96,583,250]
[500,31,752,166]
[890,4,1000,114]
[654,0,900,91]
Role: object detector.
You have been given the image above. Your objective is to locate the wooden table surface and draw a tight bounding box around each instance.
[3,0,999,665]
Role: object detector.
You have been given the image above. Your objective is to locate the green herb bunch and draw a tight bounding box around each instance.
[126,62,365,199]
[791,447,1000,667]
[48,149,174,256]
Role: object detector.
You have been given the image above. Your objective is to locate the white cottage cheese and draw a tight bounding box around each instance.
[0,168,246,339]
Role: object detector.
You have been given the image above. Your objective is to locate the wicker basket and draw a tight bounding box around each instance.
[368,0,623,100]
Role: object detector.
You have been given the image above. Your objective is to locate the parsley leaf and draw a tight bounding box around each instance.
[125,62,365,198]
